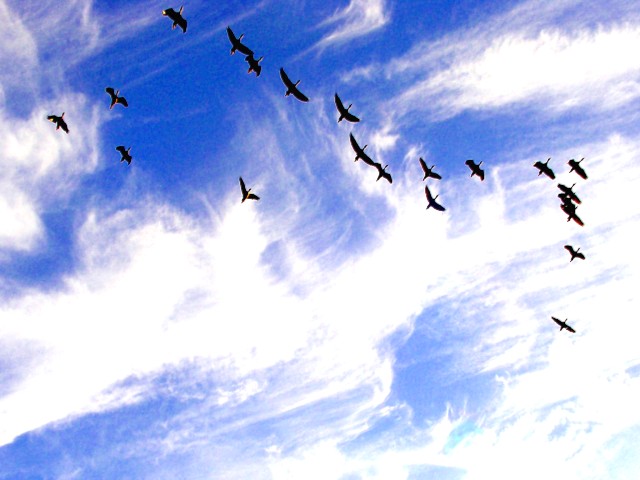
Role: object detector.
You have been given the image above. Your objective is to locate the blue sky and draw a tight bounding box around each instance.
[1,0,640,478]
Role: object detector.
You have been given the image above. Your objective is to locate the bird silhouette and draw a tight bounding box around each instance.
[533,158,555,179]
[116,146,132,165]
[279,68,309,102]
[557,183,581,204]
[349,133,375,165]
[561,202,584,226]
[162,6,187,33]
[334,93,360,123]
[105,87,128,110]
[465,159,485,181]
[245,54,263,76]
[226,26,253,56]
[564,245,585,261]
[425,185,446,211]
[551,316,576,333]
[239,177,259,202]
[374,163,392,183]
[568,158,588,180]
[47,113,69,134]
[419,158,442,180]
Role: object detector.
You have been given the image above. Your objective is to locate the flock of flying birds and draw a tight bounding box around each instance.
[46,6,589,335]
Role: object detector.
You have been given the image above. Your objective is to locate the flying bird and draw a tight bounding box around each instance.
[334,93,360,123]
[568,158,588,180]
[226,26,253,56]
[557,183,581,204]
[349,133,375,165]
[465,159,485,181]
[245,54,263,76]
[47,113,69,133]
[564,245,585,262]
[239,177,259,203]
[551,316,576,333]
[105,87,128,110]
[425,185,446,212]
[533,158,555,179]
[279,68,309,102]
[116,145,132,165]
[419,158,442,180]
[162,6,187,33]
[561,202,584,226]
[374,163,392,184]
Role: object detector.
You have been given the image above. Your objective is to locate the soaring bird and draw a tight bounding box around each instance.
[334,93,360,123]
[561,202,584,226]
[564,245,585,262]
[419,158,442,180]
[568,158,588,180]
[557,183,581,204]
[47,113,69,134]
[551,316,576,333]
[245,54,263,76]
[162,6,187,33]
[105,87,128,110]
[116,146,132,165]
[374,163,392,184]
[279,68,309,102]
[239,177,259,203]
[465,159,485,181]
[349,133,375,165]
[226,26,253,56]
[533,158,555,179]
[425,185,446,212]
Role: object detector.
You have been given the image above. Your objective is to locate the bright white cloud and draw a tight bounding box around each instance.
[315,0,389,50]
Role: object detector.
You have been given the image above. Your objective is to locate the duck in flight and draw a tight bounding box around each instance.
[349,133,375,165]
[564,245,585,262]
[374,163,392,184]
[465,159,485,181]
[245,54,263,77]
[116,146,132,165]
[557,183,581,204]
[239,177,259,203]
[226,26,253,56]
[105,87,128,110]
[47,113,69,134]
[561,201,584,226]
[533,158,555,179]
[279,68,309,102]
[334,93,360,123]
[425,185,445,211]
[419,158,442,180]
[568,158,588,180]
[551,316,576,333]
[162,6,187,33]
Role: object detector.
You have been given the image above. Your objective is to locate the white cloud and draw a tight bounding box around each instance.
[314,0,389,50]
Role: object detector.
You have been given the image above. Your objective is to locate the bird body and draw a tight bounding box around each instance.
[105,87,128,109]
[557,183,581,204]
[465,159,485,181]
[47,113,69,133]
[279,68,309,102]
[552,316,576,333]
[419,158,442,180]
[533,158,555,179]
[116,146,132,165]
[162,6,187,33]
[334,93,360,123]
[568,158,588,180]
[226,26,253,55]
[245,54,263,76]
[239,177,259,202]
[425,185,445,211]
[564,245,585,261]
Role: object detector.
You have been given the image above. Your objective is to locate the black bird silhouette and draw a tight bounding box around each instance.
[557,183,581,204]
[533,158,555,179]
[162,6,187,33]
[425,185,445,211]
[47,113,69,134]
[419,158,442,180]
[105,87,128,110]
[568,158,588,180]
[349,133,375,165]
[279,68,309,102]
[551,316,576,333]
[374,163,392,183]
[334,93,360,123]
[116,146,132,165]
[561,202,584,226]
[245,54,263,76]
[465,159,485,181]
[226,26,253,56]
[564,245,585,261]
[239,177,259,203]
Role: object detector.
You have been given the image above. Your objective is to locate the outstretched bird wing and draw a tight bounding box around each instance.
[291,86,309,103]
[279,67,292,87]
[425,185,445,211]
[247,193,260,201]
[118,96,128,107]
[105,87,115,97]
[116,146,127,155]
[551,317,563,328]
[566,324,576,333]
[239,177,248,196]
[334,93,345,113]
